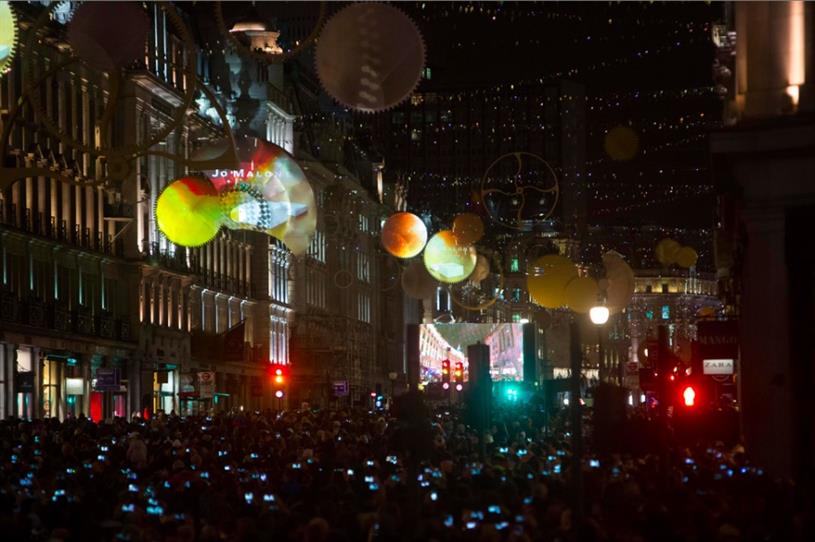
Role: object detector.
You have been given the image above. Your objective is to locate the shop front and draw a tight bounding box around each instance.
[90,358,130,421]
[152,363,178,415]
[178,371,216,416]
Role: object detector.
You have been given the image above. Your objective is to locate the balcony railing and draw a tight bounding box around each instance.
[0,293,134,342]
[1,205,122,256]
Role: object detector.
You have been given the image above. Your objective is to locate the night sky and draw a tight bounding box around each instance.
[401,1,724,229]
[213,1,724,234]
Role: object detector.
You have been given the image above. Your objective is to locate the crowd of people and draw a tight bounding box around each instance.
[0,397,812,541]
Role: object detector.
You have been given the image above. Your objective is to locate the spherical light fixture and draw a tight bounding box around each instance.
[589,305,610,326]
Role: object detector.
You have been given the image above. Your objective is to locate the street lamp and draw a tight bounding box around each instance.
[589,305,610,325]
[388,371,398,398]
[590,303,609,383]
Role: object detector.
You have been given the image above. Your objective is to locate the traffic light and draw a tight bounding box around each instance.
[505,386,519,402]
[454,361,464,383]
[441,359,450,383]
[274,368,285,385]
[681,385,696,408]
[269,363,287,398]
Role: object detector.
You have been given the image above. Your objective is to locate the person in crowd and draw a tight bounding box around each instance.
[0,401,812,541]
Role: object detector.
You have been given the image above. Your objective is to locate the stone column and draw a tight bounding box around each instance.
[81,353,93,419]
[736,1,813,116]
[739,207,793,476]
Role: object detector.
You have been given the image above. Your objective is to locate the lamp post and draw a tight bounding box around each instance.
[589,305,610,383]
[388,371,398,398]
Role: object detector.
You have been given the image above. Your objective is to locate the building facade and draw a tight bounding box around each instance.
[711,2,815,478]
[0,2,325,420]
[625,269,723,384]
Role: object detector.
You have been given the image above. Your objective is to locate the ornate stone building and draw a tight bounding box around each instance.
[0,2,409,418]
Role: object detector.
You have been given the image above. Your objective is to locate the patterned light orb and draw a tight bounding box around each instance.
[208,140,316,255]
[423,230,477,284]
[156,177,224,247]
[381,212,428,259]
[220,188,263,229]
[0,1,18,74]
[315,2,425,113]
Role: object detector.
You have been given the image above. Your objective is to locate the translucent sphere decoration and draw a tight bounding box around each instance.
[381,212,428,259]
[423,231,477,284]
[156,177,224,247]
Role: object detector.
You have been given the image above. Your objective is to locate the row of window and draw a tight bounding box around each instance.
[356,292,371,324]
[305,267,326,309]
[1,248,123,315]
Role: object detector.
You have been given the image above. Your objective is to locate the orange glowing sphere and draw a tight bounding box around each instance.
[381,212,428,259]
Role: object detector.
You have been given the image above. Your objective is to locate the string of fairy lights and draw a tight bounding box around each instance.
[383,116,720,136]
[297,86,720,125]
[288,1,720,224]
[395,133,712,186]
[445,21,711,50]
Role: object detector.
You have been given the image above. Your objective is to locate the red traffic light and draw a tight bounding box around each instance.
[269,363,288,387]
[441,359,451,382]
[454,361,464,381]
[682,385,696,407]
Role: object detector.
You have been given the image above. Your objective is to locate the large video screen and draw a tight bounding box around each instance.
[418,323,524,383]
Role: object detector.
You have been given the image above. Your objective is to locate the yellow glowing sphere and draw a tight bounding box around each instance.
[527,254,578,309]
[656,238,682,266]
[675,246,698,268]
[381,212,428,259]
[156,177,224,247]
[604,125,640,161]
[423,230,477,284]
[564,276,600,314]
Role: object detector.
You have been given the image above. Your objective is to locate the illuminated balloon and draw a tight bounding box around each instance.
[423,231,477,283]
[527,254,578,309]
[451,213,484,246]
[315,2,425,113]
[401,259,438,300]
[604,125,640,161]
[564,276,599,314]
[675,246,698,268]
[208,140,316,255]
[655,238,681,266]
[156,177,224,247]
[381,212,428,259]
